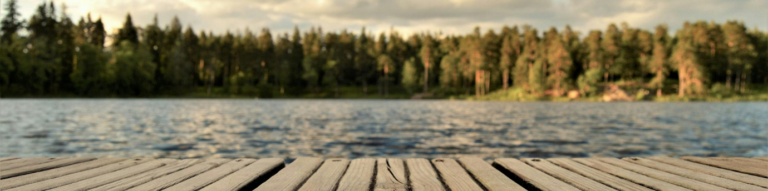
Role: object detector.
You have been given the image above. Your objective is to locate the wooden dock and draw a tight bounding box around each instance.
[0,156,767,190]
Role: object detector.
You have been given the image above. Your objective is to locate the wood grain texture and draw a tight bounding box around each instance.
[254,157,324,191]
[458,157,526,191]
[710,157,768,167]
[406,158,445,191]
[573,158,692,191]
[298,159,351,191]
[89,159,201,191]
[599,158,728,191]
[337,158,376,191]
[48,158,176,191]
[624,157,768,191]
[6,158,151,191]
[374,158,409,191]
[682,156,768,178]
[522,158,616,191]
[547,158,653,191]
[200,158,285,191]
[0,157,95,178]
[433,158,483,191]
[164,158,256,191]
[494,158,579,191]
[0,157,124,190]
[0,157,20,162]
[126,159,230,191]
[649,156,768,188]
[0,157,61,171]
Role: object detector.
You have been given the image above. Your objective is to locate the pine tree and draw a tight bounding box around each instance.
[1,0,24,44]
[602,23,620,81]
[723,21,757,92]
[419,34,435,93]
[546,34,573,96]
[648,25,669,96]
[671,23,707,97]
[115,13,138,46]
[90,18,105,48]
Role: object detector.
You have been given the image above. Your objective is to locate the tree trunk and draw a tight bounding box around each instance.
[475,70,480,97]
[384,73,389,97]
[362,80,368,95]
[502,68,509,90]
[424,64,429,93]
[656,88,662,97]
[485,70,490,95]
[678,66,686,97]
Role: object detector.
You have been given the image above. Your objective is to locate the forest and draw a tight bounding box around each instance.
[2,1,767,100]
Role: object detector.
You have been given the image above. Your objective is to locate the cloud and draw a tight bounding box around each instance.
[16,0,768,37]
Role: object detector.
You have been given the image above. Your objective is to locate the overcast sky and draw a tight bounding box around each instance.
[13,0,768,37]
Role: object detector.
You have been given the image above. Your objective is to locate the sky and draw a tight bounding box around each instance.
[12,0,768,37]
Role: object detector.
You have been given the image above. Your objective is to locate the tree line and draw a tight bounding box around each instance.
[2,0,767,98]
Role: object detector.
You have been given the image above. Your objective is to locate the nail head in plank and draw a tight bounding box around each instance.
[298,158,351,191]
[624,157,768,191]
[0,157,96,179]
[374,158,409,191]
[682,156,768,178]
[201,158,284,191]
[49,158,176,191]
[494,158,579,191]
[337,158,376,191]
[406,158,445,191]
[434,158,483,191]
[458,157,525,191]
[573,158,692,191]
[599,158,728,191]
[522,158,616,191]
[648,156,768,188]
[127,159,230,191]
[547,158,653,191]
[6,157,151,191]
[0,157,61,171]
[90,159,201,191]
[254,157,324,191]
[164,158,256,191]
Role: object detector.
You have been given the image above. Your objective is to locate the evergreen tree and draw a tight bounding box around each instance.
[671,23,707,97]
[602,23,620,81]
[90,18,105,48]
[648,25,669,96]
[546,34,573,96]
[115,14,138,46]
[1,0,24,44]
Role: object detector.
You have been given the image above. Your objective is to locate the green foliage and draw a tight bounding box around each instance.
[578,68,603,96]
[111,41,156,96]
[401,57,419,94]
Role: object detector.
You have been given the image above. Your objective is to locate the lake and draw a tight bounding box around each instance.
[1,99,766,159]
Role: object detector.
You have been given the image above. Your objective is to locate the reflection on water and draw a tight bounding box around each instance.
[1,99,767,159]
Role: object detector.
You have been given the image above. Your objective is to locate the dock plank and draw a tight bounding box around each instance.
[624,157,768,191]
[494,158,579,191]
[254,157,324,191]
[548,158,653,191]
[458,157,525,191]
[200,158,285,191]
[599,158,728,191]
[298,159,350,191]
[434,158,483,191]
[682,156,768,178]
[0,157,95,179]
[127,159,230,191]
[406,158,445,191]
[0,157,60,171]
[374,158,409,191]
[522,158,616,191]
[6,158,151,191]
[164,158,256,191]
[48,158,176,191]
[573,158,692,191]
[0,157,20,162]
[0,158,124,190]
[337,158,376,191]
[89,159,200,191]
[649,156,768,188]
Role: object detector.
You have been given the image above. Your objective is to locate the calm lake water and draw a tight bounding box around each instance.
[1,99,767,159]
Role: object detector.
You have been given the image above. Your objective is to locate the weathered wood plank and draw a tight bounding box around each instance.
[711,157,768,167]
[406,158,445,191]
[374,158,409,191]
[522,158,616,191]
[200,158,284,191]
[0,157,20,162]
[6,158,151,191]
[682,156,768,177]
[573,158,692,191]
[755,157,768,162]
[164,158,256,191]
[254,157,324,191]
[624,157,768,191]
[337,158,376,191]
[126,159,230,191]
[548,158,653,191]
[458,157,526,191]
[48,158,176,191]
[298,159,350,191]
[599,158,728,191]
[89,159,200,191]
[494,158,578,191]
[649,156,768,188]
[434,158,483,191]
[0,157,61,171]
[0,158,124,190]
[0,157,95,179]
